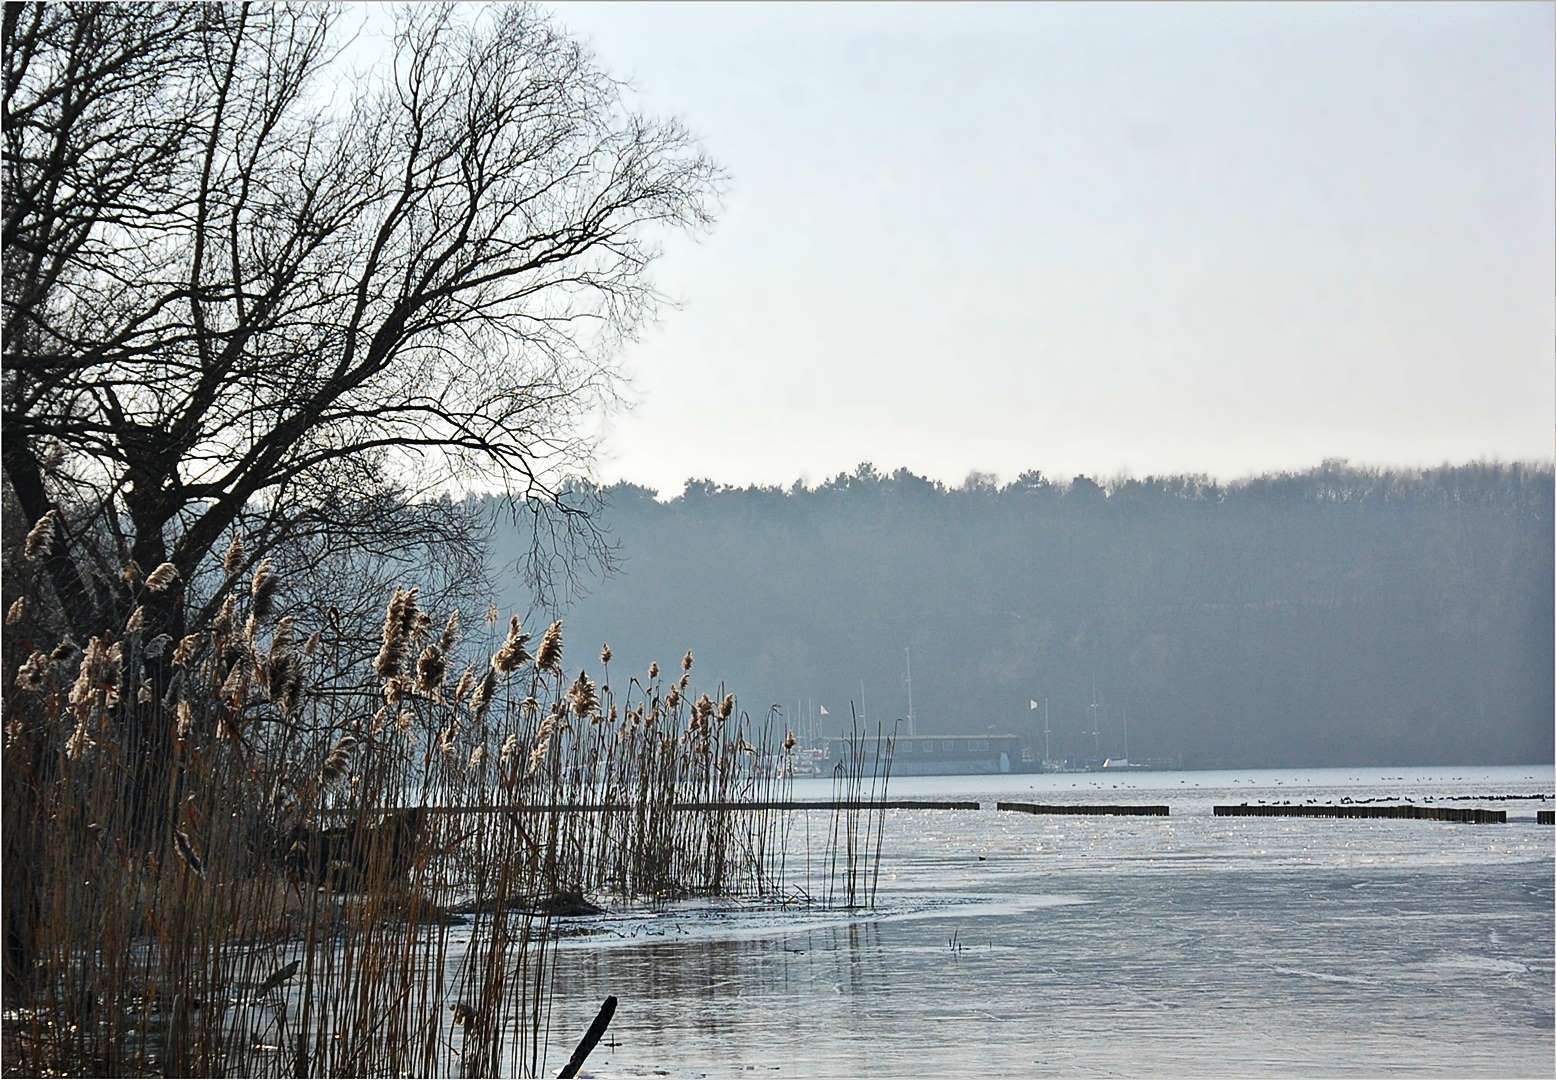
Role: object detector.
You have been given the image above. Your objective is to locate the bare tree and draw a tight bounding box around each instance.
[3,1,720,644]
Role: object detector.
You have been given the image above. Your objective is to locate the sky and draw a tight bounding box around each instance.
[358,2,1555,495]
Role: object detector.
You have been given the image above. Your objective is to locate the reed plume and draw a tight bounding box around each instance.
[250,559,279,620]
[535,619,563,674]
[268,621,304,716]
[67,637,120,721]
[14,651,49,692]
[528,706,567,776]
[270,615,295,657]
[439,610,461,654]
[568,670,598,719]
[492,616,530,674]
[416,643,448,696]
[374,586,419,678]
[321,732,358,785]
[6,597,25,625]
[212,594,238,640]
[171,633,202,666]
[22,509,57,560]
[144,562,180,593]
[470,669,497,723]
[222,533,245,576]
[220,648,251,704]
[452,665,477,705]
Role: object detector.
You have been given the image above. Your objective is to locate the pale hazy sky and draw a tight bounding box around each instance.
[368,2,1556,494]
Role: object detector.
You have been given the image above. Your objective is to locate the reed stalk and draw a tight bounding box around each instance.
[3,573,892,1076]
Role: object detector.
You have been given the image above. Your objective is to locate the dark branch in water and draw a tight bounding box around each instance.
[558,995,617,1080]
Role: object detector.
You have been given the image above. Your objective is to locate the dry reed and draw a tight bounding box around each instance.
[3,562,893,1078]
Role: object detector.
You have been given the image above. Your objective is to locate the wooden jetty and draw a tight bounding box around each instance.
[1213,804,1505,824]
[1538,810,1554,826]
[996,802,1169,817]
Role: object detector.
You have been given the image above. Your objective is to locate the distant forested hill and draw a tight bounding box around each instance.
[485,462,1553,768]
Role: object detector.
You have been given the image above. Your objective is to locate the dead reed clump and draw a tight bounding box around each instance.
[2,571,893,1079]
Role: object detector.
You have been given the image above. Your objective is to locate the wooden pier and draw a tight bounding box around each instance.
[996,802,1169,817]
[1538,810,1554,825]
[1213,804,1505,824]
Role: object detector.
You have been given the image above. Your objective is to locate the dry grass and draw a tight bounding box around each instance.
[2,563,892,1076]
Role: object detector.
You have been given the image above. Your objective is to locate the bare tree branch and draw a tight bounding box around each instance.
[3,1,722,642]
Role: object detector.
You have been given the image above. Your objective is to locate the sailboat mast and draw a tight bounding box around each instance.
[904,646,915,737]
[1090,677,1101,758]
[1043,697,1051,765]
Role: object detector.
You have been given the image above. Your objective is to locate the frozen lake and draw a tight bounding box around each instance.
[517,765,1554,1078]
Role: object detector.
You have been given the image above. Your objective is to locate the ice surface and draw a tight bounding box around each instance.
[485,765,1556,1077]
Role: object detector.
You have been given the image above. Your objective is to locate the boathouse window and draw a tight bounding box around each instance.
[942,740,956,753]
[968,738,989,751]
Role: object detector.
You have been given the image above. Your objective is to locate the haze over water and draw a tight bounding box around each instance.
[521,766,1553,1077]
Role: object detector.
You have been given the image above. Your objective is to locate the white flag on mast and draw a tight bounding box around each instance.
[818,705,829,717]
[1029,699,1039,710]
